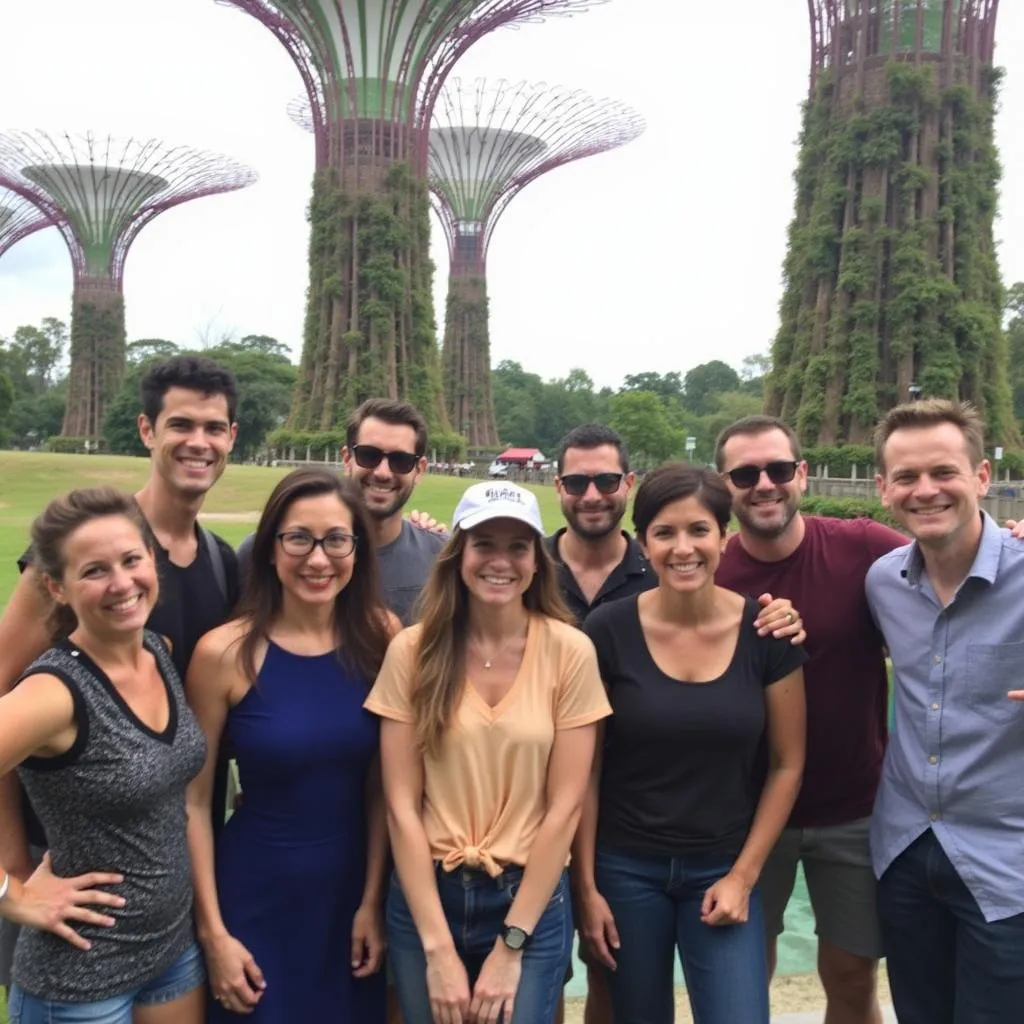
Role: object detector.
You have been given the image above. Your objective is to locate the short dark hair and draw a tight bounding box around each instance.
[556,424,629,474]
[139,355,239,425]
[632,463,732,540]
[874,398,985,471]
[714,415,802,470]
[346,399,428,456]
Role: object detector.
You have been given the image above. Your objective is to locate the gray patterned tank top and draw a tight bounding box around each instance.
[12,631,206,1001]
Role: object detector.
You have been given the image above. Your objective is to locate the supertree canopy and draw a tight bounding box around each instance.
[428,78,644,446]
[767,0,1016,446]
[218,0,604,436]
[0,131,256,439]
[0,187,53,260]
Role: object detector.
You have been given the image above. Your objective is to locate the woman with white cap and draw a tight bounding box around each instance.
[365,481,611,1024]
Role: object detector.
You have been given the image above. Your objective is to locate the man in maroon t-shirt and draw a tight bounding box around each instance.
[714,415,906,1024]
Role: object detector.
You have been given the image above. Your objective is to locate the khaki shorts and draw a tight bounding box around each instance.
[0,845,46,988]
[759,817,884,960]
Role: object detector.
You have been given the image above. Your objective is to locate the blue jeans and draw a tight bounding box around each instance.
[595,846,770,1024]
[387,864,572,1024]
[878,830,1024,1024]
[8,942,204,1023]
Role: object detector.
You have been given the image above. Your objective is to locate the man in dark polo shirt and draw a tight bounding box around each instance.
[0,356,241,993]
[714,414,907,1024]
[548,424,651,1024]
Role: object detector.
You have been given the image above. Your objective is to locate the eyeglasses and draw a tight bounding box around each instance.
[724,461,799,490]
[559,473,625,496]
[351,445,420,475]
[276,530,358,558]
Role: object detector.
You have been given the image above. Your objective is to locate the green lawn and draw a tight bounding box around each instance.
[0,451,564,610]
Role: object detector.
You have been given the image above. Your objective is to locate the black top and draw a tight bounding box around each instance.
[583,594,807,859]
[17,521,239,845]
[545,528,655,625]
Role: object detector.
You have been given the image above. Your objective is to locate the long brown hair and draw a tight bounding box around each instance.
[236,468,390,683]
[30,487,152,640]
[411,526,573,756]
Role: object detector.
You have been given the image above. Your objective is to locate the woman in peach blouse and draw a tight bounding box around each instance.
[365,481,610,1024]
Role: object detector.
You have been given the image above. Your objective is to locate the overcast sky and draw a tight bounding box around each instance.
[1,1,1022,390]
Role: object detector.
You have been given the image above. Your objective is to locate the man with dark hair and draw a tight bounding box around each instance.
[237,397,445,625]
[0,354,242,993]
[868,399,1024,1023]
[714,413,906,1024]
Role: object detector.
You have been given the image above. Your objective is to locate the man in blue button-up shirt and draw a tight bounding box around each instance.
[866,398,1024,1024]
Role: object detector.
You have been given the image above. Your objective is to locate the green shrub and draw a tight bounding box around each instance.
[800,494,901,529]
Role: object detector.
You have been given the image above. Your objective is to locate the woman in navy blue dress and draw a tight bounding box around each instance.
[185,468,395,1021]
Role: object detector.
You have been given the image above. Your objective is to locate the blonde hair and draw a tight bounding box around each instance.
[410,528,573,757]
[874,399,985,471]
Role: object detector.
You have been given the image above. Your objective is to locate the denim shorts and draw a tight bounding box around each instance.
[8,942,205,1024]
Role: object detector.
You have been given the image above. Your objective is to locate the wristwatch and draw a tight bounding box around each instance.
[500,924,531,952]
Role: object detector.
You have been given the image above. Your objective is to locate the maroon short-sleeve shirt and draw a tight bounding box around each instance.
[717,516,907,828]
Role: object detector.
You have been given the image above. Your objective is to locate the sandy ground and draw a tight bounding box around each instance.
[561,969,892,1022]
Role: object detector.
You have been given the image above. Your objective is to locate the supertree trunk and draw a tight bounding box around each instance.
[769,1,1017,446]
[442,274,498,447]
[61,277,126,439]
[289,123,445,432]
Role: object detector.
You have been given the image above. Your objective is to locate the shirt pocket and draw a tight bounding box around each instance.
[965,642,1024,724]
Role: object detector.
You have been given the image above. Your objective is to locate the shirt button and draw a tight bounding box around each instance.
[928,755,938,765]
[930,813,940,821]
[931,703,940,711]
[933,654,942,664]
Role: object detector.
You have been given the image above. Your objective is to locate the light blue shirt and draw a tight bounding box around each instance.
[865,511,1024,922]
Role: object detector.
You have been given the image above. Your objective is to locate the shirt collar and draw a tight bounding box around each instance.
[547,527,648,577]
[901,510,1003,587]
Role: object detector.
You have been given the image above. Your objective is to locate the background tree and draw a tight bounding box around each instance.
[126,339,181,366]
[1006,282,1024,425]
[683,360,742,415]
[0,370,14,442]
[610,390,682,467]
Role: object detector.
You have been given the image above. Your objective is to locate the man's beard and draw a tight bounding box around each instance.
[564,501,626,541]
[734,496,799,539]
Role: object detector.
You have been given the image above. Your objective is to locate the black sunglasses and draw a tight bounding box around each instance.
[352,444,419,475]
[560,472,625,496]
[724,461,799,490]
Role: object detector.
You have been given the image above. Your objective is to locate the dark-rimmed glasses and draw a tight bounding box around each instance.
[559,473,625,496]
[351,444,419,475]
[724,461,799,490]
[276,530,358,558]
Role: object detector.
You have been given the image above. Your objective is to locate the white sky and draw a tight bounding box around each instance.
[1,1,1022,390]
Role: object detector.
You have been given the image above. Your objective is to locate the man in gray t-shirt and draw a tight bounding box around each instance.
[237,398,446,626]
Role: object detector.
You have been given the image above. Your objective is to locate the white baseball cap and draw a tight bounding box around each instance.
[453,481,545,536]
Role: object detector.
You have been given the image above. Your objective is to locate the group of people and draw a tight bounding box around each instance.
[0,354,1020,1024]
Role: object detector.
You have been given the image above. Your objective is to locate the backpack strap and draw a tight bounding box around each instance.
[200,526,228,603]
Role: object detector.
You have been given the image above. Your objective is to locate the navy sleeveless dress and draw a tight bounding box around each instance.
[209,642,385,1022]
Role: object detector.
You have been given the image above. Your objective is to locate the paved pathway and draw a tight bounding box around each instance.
[774,1009,896,1024]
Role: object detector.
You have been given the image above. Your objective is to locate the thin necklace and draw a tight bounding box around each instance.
[471,626,526,670]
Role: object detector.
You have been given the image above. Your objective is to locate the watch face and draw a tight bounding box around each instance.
[503,926,528,951]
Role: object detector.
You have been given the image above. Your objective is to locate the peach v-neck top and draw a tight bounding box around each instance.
[365,613,611,876]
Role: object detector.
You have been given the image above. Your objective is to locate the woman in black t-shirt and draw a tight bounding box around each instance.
[575,464,806,1024]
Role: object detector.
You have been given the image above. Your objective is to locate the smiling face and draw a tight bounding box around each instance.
[460,518,538,609]
[139,387,236,500]
[47,515,158,640]
[640,495,727,593]
[556,443,634,541]
[342,416,425,522]
[877,422,990,550]
[272,493,357,608]
[720,427,807,540]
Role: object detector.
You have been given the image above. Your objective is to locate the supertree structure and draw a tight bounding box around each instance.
[0,131,256,439]
[217,0,604,436]
[0,187,53,261]
[767,1,1016,446]
[428,79,644,446]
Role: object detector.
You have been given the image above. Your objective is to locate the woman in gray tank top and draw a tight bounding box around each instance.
[0,487,207,1024]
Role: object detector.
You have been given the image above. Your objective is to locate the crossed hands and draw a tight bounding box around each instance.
[425,943,521,1024]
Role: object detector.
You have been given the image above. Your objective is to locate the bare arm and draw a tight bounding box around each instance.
[0,569,55,878]
[702,668,806,926]
[184,628,266,1013]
